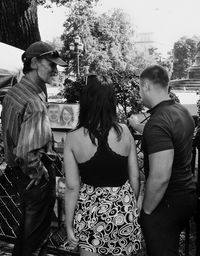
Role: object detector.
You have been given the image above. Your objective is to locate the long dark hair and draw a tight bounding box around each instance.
[77,74,122,144]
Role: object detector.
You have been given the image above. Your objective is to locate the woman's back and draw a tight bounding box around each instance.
[68,124,131,187]
[69,123,131,164]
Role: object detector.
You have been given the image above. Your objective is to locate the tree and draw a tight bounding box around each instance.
[171,36,199,80]
[62,77,86,103]
[61,0,99,76]
[143,47,173,77]
[62,71,143,122]
[0,0,98,50]
[0,0,41,50]
[110,69,143,119]
[61,6,137,75]
[62,7,145,116]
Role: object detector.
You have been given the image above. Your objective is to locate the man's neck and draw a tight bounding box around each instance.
[26,72,46,91]
[150,94,170,108]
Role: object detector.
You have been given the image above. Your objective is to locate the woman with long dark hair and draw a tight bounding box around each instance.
[63,75,141,256]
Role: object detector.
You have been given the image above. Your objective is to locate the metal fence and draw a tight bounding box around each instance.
[0,133,199,255]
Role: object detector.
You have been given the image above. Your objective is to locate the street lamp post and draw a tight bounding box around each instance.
[69,35,84,79]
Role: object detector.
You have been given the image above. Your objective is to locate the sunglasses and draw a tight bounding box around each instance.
[39,50,60,58]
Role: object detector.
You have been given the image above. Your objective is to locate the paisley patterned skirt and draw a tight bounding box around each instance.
[73,181,141,255]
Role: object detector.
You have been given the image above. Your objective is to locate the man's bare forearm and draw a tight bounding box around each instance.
[143,177,169,214]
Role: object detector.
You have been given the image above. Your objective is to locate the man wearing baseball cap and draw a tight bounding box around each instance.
[2,41,67,255]
[21,41,67,67]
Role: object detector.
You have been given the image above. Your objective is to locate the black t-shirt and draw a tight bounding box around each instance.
[142,99,196,198]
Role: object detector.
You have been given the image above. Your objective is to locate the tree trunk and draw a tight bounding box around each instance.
[0,0,41,50]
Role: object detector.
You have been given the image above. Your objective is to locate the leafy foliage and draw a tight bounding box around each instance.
[62,72,143,123]
[148,47,174,78]
[36,0,98,7]
[109,69,143,116]
[60,0,99,76]
[0,0,98,50]
[62,77,86,103]
[171,36,199,79]
[61,5,145,116]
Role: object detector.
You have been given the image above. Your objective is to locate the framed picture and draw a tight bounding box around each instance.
[47,103,79,130]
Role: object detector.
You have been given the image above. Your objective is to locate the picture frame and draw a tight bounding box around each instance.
[47,103,79,153]
[47,103,79,130]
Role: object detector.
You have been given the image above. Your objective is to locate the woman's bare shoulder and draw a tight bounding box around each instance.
[118,123,134,143]
[118,123,131,135]
[65,127,88,144]
[66,127,84,138]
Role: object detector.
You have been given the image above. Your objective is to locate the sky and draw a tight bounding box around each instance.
[38,0,200,56]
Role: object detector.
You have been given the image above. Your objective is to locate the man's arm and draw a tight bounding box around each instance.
[15,109,52,180]
[142,149,174,214]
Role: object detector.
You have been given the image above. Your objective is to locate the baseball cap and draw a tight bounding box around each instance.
[21,41,67,67]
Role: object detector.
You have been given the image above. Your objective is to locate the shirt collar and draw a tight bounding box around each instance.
[148,99,175,115]
[20,76,47,103]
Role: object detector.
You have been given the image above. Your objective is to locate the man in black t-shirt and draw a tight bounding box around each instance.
[128,65,197,256]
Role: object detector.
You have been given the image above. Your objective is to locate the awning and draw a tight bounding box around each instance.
[0,43,24,74]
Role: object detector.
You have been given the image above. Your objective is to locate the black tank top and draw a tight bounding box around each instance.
[78,134,128,187]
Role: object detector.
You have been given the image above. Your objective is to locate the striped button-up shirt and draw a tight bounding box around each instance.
[1,76,54,176]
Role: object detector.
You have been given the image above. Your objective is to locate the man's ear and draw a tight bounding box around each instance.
[30,57,38,70]
[143,79,150,92]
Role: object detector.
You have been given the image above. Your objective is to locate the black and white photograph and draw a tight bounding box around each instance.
[0,0,200,255]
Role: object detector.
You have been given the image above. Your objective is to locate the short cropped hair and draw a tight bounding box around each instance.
[140,65,169,87]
